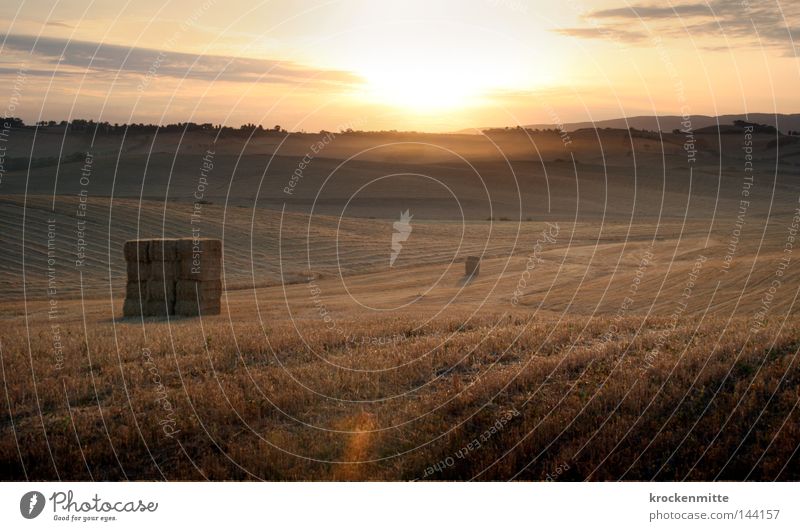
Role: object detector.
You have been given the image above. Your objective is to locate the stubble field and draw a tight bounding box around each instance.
[2,125,800,480]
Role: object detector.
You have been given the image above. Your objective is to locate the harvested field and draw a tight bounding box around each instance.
[2,127,800,481]
[1,310,798,480]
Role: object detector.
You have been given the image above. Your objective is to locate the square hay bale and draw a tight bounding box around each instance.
[149,238,179,262]
[174,299,221,317]
[145,299,174,317]
[125,281,147,300]
[123,237,222,318]
[147,280,176,302]
[466,256,480,277]
[176,238,222,260]
[126,260,150,281]
[123,240,150,262]
[176,238,222,281]
[148,260,179,280]
[177,260,221,281]
[175,279,222,299]
[123,298,144,317]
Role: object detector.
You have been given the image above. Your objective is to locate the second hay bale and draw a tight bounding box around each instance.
[465,256,480,277]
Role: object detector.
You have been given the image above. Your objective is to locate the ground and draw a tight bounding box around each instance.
[1,125,799,480]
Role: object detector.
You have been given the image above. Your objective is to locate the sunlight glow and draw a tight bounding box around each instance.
[359,66,488,112]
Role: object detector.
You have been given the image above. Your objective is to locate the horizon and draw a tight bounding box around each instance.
[4,111,800,135]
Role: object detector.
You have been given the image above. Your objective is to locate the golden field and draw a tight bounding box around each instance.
[2,126,800,480]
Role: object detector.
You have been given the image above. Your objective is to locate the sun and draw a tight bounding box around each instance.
[359,65,486,112]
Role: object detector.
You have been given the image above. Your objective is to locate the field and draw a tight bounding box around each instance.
[1,125,800,480]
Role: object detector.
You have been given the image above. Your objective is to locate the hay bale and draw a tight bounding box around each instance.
[176,259,221,281]
[126,260,149,282]
[123,299,144,317]
[125,281,147,300]
[124,237,222,318]
[466,256,480,277]
[148,260,179,280]
[176,238,222,260]
[176,239,222,281]
[175,279,222,299]
[147,280,176,302]
[124,298,174,317]
[174,299,221,317]
[145,299,174,317]
[149,238,178,262]
[123,240,150,262]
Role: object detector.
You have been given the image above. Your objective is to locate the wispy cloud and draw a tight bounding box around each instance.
[590,4,712,19]
[553,27,648,43]
[555,1,800,55]
[0,33,363,86]
[44,21,74,29]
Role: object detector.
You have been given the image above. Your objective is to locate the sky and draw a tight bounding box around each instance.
[0,0,798,132]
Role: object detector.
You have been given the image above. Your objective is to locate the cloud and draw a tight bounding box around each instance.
[555,1,800,55]
[590,4,712,19]
[0,33,363,86]
[45,21,74,29]
[553,27,648,43]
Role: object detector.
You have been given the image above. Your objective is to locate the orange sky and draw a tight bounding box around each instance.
[1,0,798,131]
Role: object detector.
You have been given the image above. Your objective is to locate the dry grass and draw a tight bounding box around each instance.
[2,311,798,481]
[3,127,800,481]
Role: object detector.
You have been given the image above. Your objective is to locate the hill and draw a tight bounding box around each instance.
[518,113,800,134]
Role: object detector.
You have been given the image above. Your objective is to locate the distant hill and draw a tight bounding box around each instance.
[460,113,800,135]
